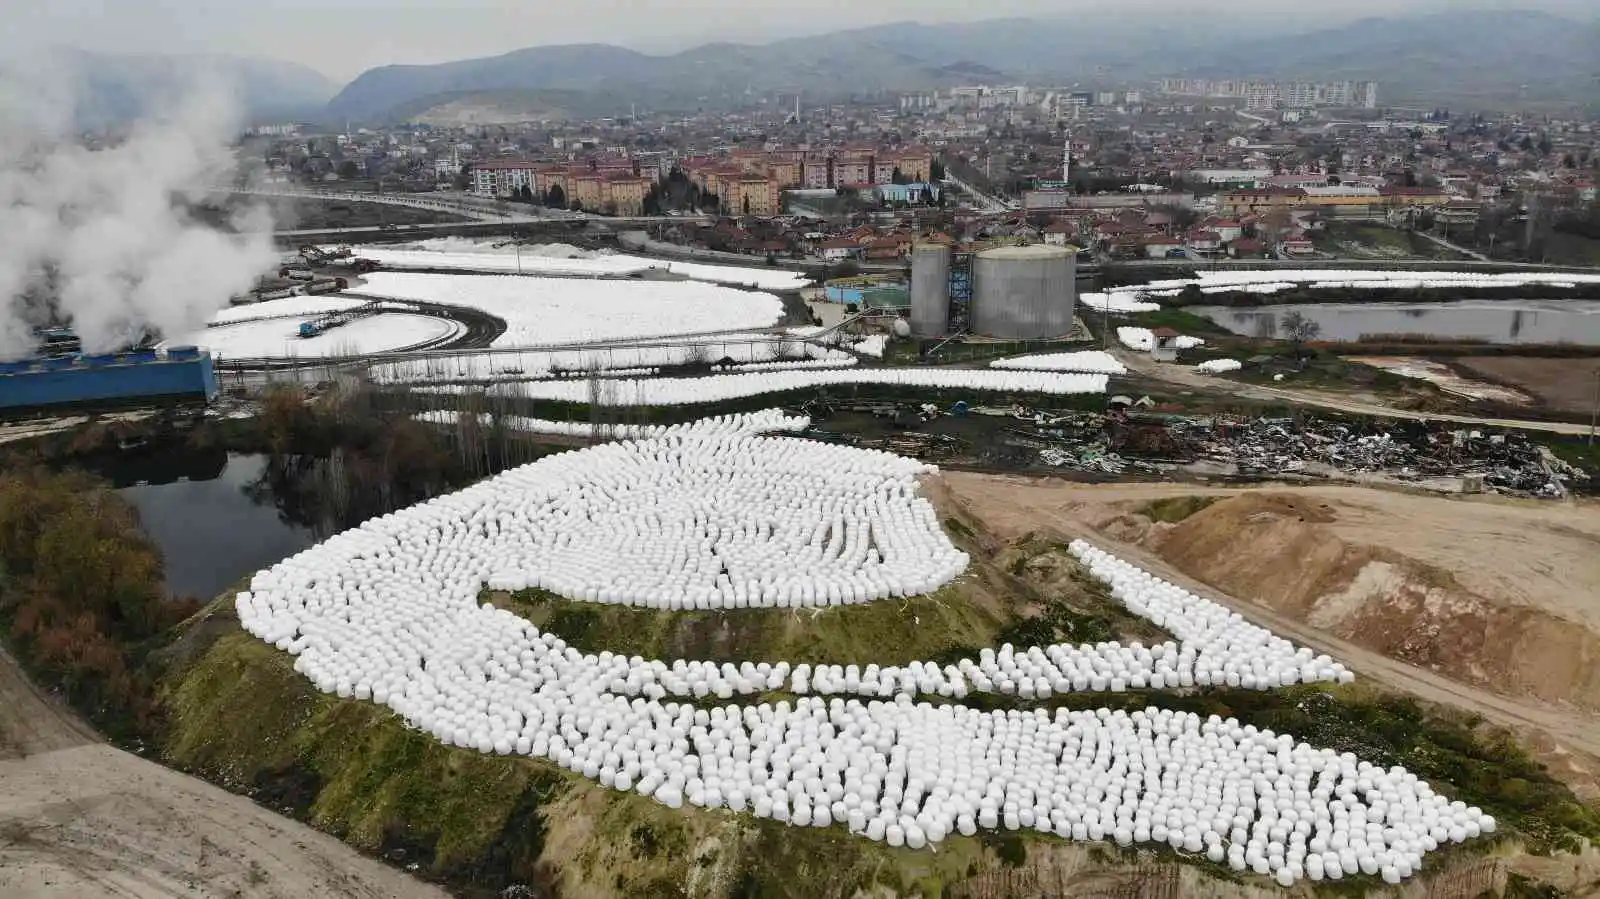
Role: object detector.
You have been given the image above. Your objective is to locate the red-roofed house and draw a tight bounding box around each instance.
[1187,229,1223,257]
[819,239,862,261]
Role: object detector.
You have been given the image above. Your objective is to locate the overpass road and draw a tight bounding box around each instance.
[214,187,710,235]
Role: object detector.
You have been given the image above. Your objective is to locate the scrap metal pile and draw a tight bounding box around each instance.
[1177,415,1581,497]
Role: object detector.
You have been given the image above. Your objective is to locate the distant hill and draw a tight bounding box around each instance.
[323,11,1599,122]
[324,19,1290,121]
[44,49,337,126]
[393,89,584,126]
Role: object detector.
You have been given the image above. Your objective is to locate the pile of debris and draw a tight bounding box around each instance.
[1175,414,1581,497]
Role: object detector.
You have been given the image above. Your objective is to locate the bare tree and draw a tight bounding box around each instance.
[682,341,711,368]
[1279,310,1322,358]
[771,335,800,362]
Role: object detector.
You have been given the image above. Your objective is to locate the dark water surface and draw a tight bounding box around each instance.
[116,453,318,600]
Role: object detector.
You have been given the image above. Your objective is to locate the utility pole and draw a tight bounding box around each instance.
[1590,370,1599,446]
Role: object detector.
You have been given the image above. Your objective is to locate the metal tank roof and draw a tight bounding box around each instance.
[976,244,1075,261]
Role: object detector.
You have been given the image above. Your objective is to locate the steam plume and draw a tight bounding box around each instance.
[0,52,276,359]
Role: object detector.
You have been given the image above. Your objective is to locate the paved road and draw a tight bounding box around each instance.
[940,172,1014,214]
[1116,345,1597,435]
[1413,229,1492,261]
[217,187,710,236]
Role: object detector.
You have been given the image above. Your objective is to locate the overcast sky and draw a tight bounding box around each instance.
[12,0,1591,83]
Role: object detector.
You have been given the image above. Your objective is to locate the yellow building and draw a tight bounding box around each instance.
[731,176,777,215]
[893,150,933,182]
[570,172,604,211]
[605,177,649,216]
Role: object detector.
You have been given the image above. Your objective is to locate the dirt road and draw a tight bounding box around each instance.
[938,474,1600,760]
[1117,346,1597,435]
[0,648,446,899]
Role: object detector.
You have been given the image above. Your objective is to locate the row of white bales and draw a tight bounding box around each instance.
[236,410,1492,887]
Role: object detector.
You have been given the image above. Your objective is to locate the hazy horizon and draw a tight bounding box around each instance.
[13,0,1597,83]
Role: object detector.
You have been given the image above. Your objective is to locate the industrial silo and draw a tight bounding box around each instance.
[970,244,1077,339]
[909,243,951,336]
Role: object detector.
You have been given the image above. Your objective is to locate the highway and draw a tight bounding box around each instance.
[939,172,1015,214]
[213,187,712,235]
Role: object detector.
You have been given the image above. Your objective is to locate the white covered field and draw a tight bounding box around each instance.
[351,239,813,291]
[175,314,460,359]
[212,296,369,325]
[355,272,786,346]
[422,368,1109,406]
[238,411,1490,884]
[372,338,855,385]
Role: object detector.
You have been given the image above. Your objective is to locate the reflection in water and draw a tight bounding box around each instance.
[1191,300,1600,345]
[115,446,464,600]
[118,454,317,600]
[240,448,450,541]
[92,444,229,488]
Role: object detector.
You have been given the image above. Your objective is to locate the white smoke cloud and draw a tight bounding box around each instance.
[0,50,277,359]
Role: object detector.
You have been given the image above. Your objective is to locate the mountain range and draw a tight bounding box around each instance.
[323,10,1599,122]
[40,48,338,127]
[46,10,1600,128]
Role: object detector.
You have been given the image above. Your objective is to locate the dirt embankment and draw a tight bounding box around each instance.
[0,642,448,899]
[1149,492,1600,713]
[938,475,1600,790]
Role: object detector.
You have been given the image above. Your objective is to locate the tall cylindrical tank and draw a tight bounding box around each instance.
[971,244,1077,339]
[909,243,951,336]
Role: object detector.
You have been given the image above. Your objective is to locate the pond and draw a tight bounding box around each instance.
[1191,300,1600,345]
[116,453,319,601]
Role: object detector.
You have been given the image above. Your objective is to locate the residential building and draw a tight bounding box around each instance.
[1243,82,1280,111]
[606,176,649,215]
[471,159,540,197]
[1042,220,1077,246]
[819,239,861,261]
[835,153,873,187]
[802,157,832,189]
[1186,229,1224,257]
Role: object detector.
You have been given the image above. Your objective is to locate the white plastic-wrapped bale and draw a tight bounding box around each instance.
[233,412,1488,881]
[1196,359,1243,375]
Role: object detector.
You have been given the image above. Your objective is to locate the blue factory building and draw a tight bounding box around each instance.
[0,347,219,413]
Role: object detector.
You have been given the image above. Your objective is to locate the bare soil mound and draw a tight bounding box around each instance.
[1153,492,1600,711]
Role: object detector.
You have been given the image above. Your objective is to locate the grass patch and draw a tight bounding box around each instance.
[1127,308,1233,337]
[1135,495,1219,524]
[161,626,567,892]
[490,584,1013,667]
[1547,438,1600,481]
